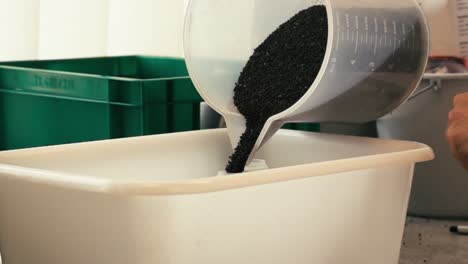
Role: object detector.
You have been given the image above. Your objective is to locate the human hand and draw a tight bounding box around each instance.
[447,92,468,171]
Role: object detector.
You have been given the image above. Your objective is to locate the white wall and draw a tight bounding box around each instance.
[0,0,186,61]
[38,0,109,59]
[0,0,40,60]
[107,0,185,57]
[420,0,459,56]
[0,0,462,61]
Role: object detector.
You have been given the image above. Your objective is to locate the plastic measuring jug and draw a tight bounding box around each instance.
[184,0,429,164]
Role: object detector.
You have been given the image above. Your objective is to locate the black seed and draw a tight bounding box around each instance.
[225,5,328,173]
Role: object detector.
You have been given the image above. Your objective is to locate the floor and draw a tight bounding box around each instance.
[400,217,468,264]
[0,217,466,264]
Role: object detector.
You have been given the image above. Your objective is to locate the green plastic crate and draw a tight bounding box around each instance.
[0,56,203,150]
[282,123,320,132]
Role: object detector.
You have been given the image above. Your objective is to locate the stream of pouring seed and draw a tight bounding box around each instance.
[225,5,328,173]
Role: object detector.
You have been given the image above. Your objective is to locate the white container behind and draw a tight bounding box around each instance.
[378,74,468,218]
[0,129,433,264]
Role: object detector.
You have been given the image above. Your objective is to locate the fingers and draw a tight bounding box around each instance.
[453,92,468,107]
[447,93,468,170]
[450,93,468,126]
[446,125,461,158]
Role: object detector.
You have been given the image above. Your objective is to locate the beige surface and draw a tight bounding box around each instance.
[420,0,459,56]
[400,217,468,264]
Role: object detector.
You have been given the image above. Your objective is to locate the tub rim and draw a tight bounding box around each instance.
[0,129,434,196]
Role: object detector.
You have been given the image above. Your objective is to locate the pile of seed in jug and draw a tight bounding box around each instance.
[225,5,328,173]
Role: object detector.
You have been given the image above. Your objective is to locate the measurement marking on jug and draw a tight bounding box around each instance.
[411,24,416,59]
[354,31,359,54]
[330,58,336,73]
[374,35,378,56]
[373,17,378,56]
[401,23,409,49]
[346,13,350,41]
[374,17,378,33]
[335,12,341,51]
[336,12,341,27]
[364,19,369,43]
[384,19,389,47]
[336,29,340,51]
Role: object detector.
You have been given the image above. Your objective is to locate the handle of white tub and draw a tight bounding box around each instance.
[407,79,441,102]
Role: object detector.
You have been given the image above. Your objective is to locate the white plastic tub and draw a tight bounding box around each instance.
[0,129,433,264]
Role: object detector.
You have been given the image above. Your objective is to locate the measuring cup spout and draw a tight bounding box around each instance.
[245,119,285,163]
[224,114,285,165]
